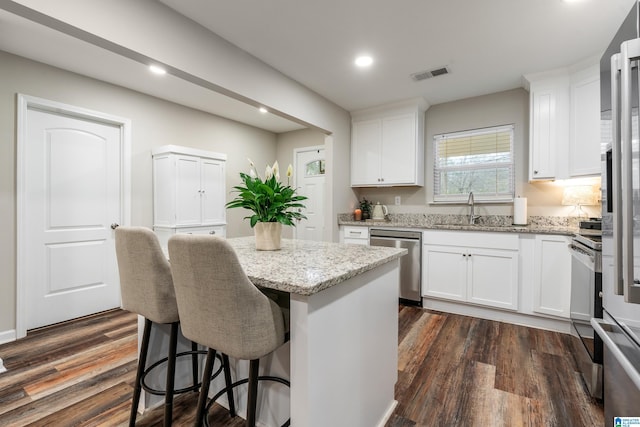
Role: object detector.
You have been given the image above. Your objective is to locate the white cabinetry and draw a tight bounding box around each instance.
[351,99,427,187]
[569,65,601,177]
[339,225,369,245]
[152,145,226,248]
[423,231,519,311]
[526,64,600,180]
[527,72,570,180]
[532,234,572,318]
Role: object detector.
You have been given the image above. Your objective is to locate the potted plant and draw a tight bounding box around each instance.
[360,197,372,220]
[226,159,307,250]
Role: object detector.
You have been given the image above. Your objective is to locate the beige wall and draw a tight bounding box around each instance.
[0,51,283,333]
[6,0,354,244]
[354,88,600,218]
[276,129,327,238]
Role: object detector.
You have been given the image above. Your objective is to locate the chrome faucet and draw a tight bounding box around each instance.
[468,191,480,225]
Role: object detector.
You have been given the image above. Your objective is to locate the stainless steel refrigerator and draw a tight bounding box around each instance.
[594,1,640,424]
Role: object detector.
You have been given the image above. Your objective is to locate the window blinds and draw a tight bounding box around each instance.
[433,124,515,203]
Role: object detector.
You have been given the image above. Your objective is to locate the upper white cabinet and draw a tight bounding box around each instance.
[152,145,226,246]
[527,71,570,180]
[351,98,427,187]
[525,63,600,180]
[423,231,519,311]
[569,65,601,177]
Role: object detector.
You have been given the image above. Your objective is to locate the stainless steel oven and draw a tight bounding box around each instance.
[569,220,603,399]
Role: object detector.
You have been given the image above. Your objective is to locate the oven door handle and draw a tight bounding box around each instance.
[569,243,596,265]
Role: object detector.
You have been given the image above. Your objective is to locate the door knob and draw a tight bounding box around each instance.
[110,223,120,230]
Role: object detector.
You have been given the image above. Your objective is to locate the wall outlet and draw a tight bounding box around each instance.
[395,196,401,205]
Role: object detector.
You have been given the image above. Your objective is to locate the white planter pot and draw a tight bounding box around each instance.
[254,222,282,250]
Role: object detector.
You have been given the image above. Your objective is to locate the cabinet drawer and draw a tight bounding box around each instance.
[343,226,369,239]
[176,226,226,237]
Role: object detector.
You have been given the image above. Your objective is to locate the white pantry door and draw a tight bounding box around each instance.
[21,99,127,331]
[294,147,325,241]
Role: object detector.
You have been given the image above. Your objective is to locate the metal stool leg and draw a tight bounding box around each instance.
[164,322,179,427]
[222,354,236,417]
[130,318,152,427]
[196,348,217,427]
[191,340,199,392]
[246,359,260,427]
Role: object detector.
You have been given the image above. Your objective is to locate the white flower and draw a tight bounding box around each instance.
[247,158,255,168]
[265,164,273,180]
[273,161,280,181]
[287,164,293,185]
[249,168,257,178]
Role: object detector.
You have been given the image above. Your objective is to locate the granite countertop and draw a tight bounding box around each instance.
[338,213,578,236]
[226,237,406,296]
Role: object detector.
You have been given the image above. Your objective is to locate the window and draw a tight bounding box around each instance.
[305,159,325,176]
[433,124,515,203]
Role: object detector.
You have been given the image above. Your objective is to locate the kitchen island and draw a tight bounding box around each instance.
[145,237,406,427]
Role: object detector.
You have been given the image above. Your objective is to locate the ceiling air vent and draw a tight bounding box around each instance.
[411,66,450,82]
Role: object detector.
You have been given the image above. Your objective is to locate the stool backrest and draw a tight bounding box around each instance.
[168,234,285,360]
[114,227,179,324]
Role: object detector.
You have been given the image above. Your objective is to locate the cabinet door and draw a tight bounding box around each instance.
[530,89,557,180]
[175,155,202,226]
[533,235,571,317]
[381,113,416,184]
[422,245,467,301]
[200,158,225,224]
[153,154,174,227]
[569,73,601,177]
[351,119,381,185]
[467,248,519,311]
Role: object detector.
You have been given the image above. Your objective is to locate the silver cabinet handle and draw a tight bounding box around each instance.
[209,230,216,235]
[110,223,120,230]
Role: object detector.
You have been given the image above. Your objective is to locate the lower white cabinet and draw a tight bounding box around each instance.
[340,225,369,245]
[423,231,519,311]
[532,234,572,318]
[155,225,226,250]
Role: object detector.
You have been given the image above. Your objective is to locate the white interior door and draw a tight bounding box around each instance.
[19,96,129,332]
[294,147,325,241]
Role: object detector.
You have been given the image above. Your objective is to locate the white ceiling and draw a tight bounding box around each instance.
[0,8,305,133]
[0,0,636,133]
[159,0,635,110]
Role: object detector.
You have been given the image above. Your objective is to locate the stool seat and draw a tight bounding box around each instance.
[168,234,290,427]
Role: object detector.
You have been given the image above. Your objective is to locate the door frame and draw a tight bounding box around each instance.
[293,145,325,241]
[16,94,131,339]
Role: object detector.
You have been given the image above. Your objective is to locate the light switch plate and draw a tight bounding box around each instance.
[395,196,401,205]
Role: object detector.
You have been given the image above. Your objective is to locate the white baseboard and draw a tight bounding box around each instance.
[422,298,572,334]
[377,400,398,427]
[0,329,16,345]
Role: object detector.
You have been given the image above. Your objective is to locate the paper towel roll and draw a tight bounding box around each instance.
[513,197,528,225]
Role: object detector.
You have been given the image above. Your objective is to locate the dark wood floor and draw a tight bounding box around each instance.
[0,306,602,426]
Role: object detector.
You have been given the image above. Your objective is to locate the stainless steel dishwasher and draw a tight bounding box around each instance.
[370,229,422,306]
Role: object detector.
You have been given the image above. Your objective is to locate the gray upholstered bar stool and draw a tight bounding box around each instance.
[115,227,233,427]
[168,234,290,427]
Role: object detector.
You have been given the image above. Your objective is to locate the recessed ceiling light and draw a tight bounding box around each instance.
[355,56,373,67]
[258,107,268,114]
[149,65,167,75]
